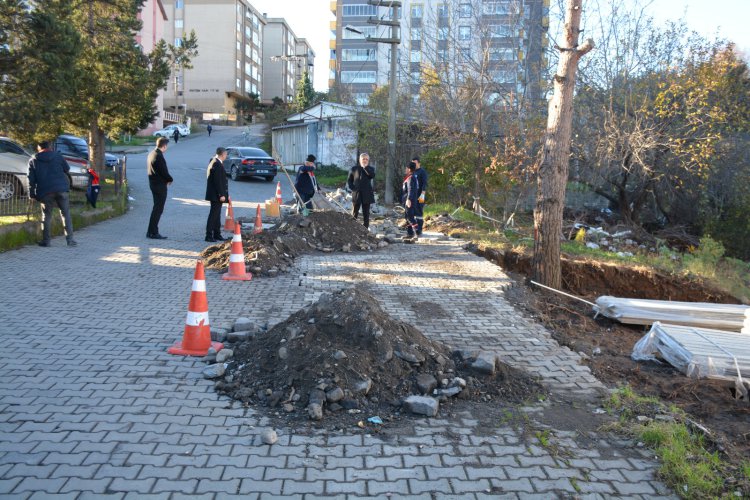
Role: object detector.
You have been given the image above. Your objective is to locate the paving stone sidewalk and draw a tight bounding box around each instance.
[0,131,674,498]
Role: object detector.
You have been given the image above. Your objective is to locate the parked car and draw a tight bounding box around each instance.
[52,134,121,191]
[154,124,190,138]
[0,137,31,200]
[223,147,278,182]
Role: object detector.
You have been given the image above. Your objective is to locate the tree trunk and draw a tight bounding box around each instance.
[532,0,593,288]
[89,121,105,173]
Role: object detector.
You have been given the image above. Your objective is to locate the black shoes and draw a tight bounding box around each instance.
[205,236,217,242]
[147,233,167,239]
[38,241,50,247]
[67,240,78,247]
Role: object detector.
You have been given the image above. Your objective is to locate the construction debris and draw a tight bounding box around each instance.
[594,296,750,332]
[632,322,750,399]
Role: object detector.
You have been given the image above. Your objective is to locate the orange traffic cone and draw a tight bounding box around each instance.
[253,205,263,234]
[275,181,283,205]
[222,221,252,281]
[168,260,224,356]
[223,197,235,231]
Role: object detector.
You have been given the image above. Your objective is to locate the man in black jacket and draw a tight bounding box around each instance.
[205,147,229,242]
[347,153,376,228]
[412,156,428,236]
[146,137,173,239]
[28,141,77,247]
[294,154,318,211]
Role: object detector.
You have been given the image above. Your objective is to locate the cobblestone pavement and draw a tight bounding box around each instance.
[0,127,675,498]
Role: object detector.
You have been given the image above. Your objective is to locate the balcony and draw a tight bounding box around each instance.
[329,39,336,49]
[330,1,337,15]
[330,20,336,30]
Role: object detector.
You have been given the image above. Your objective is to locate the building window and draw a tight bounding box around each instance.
[437,49,448,62]
[236,41,240,51]
[458,26,471,40]
[342,5,377,16]
[236,60,240,69]
[342,25,377,39]
[245,62,252,77]
[490,47,516,61]
[437,3,448,18]
[341,70,376,84]
[411,28,422,41]
[459,3,472,18]
[437,27,448,40]
[342,48,375,61]
[410,49,421,62]
[410,71,421,83]
[493,68,516,83]
[245,80,252,93]
[175,0,183,8]
[410,4,422,18]
[174,37,182,47]
[352,93,370,105]
[460,47,472,60]
[484,2,515,15]
[489,24,513,38]
[175,19,183,29]
[236,78,241,89]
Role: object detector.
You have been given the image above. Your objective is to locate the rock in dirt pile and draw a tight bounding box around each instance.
[215,287,544,426]
[201,211,382,277]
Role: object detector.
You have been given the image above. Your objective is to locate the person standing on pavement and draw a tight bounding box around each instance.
[347,152,376,228]
[412,155,428,236]
[172,128,179,143]
[204,147,229,242]
[206,123,213,137]
[401,161,419,241]
[146,137,173,239]
[294,154,319,211]
[27,141,77,247]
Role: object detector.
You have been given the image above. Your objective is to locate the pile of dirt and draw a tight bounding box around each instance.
[215,286,544,428]
[201,211,381,277]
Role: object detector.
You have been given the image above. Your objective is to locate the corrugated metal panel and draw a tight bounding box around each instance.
[594,296,750,331]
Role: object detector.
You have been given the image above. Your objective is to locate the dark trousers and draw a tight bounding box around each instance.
[206,200,223,238]
[405,205,418,236]
[415,201,425,234]
[148,186,167,236]
[352,201,371,228]
[40,192,73,243]
[299,191,314,210]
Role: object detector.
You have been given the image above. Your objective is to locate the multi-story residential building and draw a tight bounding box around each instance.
[261,19,315,104]
[136,0,168,134]
[330,0,548,108]
[162,0,265,118]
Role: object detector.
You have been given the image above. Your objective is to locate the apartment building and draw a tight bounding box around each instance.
[136,0,168,133]
[330,0,549,107]
[162,0,266,117]
[261,19,316,104]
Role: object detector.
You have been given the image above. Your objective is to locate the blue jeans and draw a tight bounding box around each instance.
[40,191,73,243]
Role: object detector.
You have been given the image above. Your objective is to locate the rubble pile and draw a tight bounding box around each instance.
[323,188,386,217]
[200,211,383,277]
[213,287,544,426]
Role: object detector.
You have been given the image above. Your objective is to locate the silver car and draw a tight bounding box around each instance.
[0,137,31,200]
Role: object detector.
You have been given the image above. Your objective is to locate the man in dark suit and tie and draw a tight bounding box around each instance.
[146,137,173,239]
[204,147,229,242]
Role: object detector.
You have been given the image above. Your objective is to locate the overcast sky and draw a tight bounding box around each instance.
[248,0,750,91]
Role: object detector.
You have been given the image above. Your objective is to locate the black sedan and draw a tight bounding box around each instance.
[224,147,278,182]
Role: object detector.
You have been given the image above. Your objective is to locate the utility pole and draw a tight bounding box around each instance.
[366,0,401,205]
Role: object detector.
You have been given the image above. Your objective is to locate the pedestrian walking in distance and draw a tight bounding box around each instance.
[27,140,77,247]
[412,155,428,236]
[347,153,376,228]
[146,137,173,239]
[207,123,213,137]
[172,128,179,143]
[401,161,419,241]
[205,147,229,242]
[294,154,319,211]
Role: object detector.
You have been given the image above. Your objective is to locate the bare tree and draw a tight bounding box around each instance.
[532,0,593,288]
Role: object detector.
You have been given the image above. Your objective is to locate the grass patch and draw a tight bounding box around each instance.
[314,165,349,189]
[110,135,154,147]
[605,386,737,498]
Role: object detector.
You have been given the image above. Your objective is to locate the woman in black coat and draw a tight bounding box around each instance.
[347,153,376,228]
[205,147,229,242]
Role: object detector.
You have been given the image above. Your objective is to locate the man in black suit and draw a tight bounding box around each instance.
[205,147,229,242]
[347,153,376,228]
[146,137,173,239]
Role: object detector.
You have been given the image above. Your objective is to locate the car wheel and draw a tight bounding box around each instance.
[230,165,240,181]
[265,176,274,182]
[0,176,22,201]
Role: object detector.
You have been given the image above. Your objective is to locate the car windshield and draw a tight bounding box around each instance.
[236,148,270,157]
[66,136,88,155]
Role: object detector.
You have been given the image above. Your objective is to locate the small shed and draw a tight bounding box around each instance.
[272,102,360,169]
